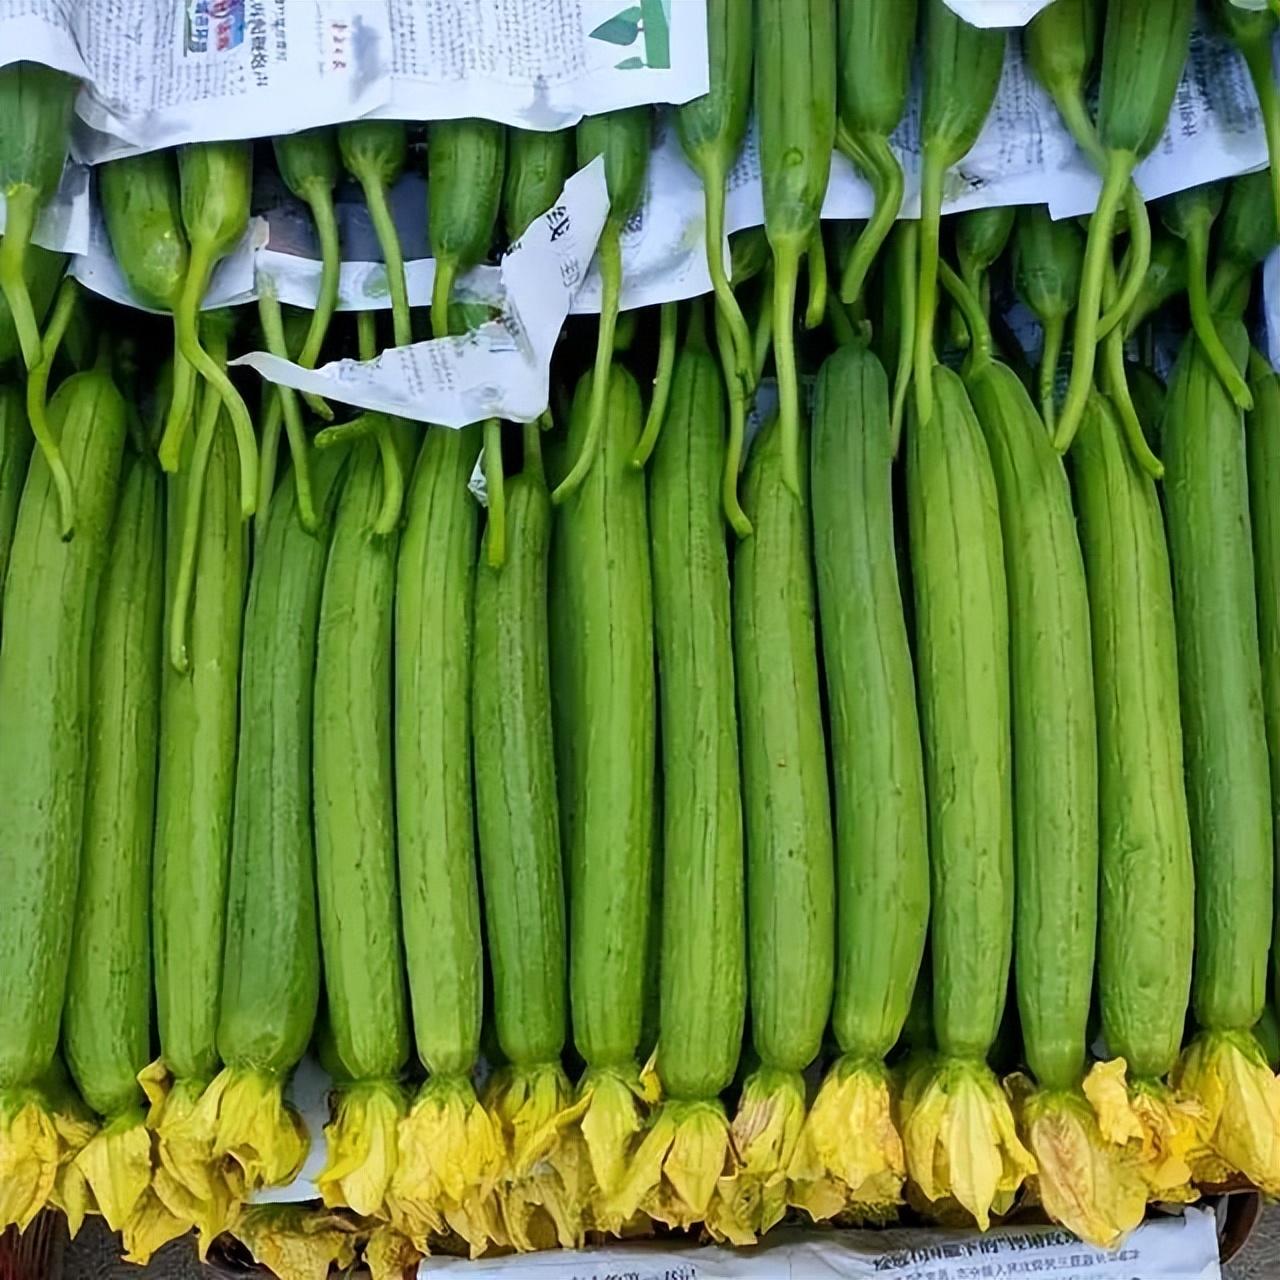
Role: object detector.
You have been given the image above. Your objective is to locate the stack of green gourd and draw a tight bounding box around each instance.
[3,1,1280,1276]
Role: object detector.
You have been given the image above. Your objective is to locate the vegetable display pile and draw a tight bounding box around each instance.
[3,1,1280,1277]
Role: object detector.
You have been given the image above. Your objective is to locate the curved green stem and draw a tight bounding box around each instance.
[826,290,858,349]
[804,225,827,331]
[255,390,283,552]
[358,173,411,348]
[483,417,505,567]
[257,286,318,532]
[1050,88,1148,340]
[356,309,404,535]
[701,163,753,392]
[1186,222,1252,410]
[772,235,804,495]
[1098,184,1151,338]
[373,417,405,535]
[912,142,946,426]
[1100,262,1163,479]
[630,301,677,468]
[169,376,223,672]
[838,128,904,305]
[297,187,340,421]
[890,222,918,456]
[1053,148,1136,454]
[714,290,752,538]
[0,187,43,369]
[160,337,197,473]
[24,274,78,538]
[523,419,545,484]
[1039,313,1065,434]
[937,260,994,377]
[551,221,621,505]
[163,237,259,515]
[159,238,214,470]
[431,256,457,342]
[752,264,775,387]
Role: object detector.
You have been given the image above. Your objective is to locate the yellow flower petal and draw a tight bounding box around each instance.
[1081,1060,1201,1202]
[234,1205,358,1280]
[1014,1084,1146,1248]
[44,1085,98,1238]
[601,1099,733,1231]
[1174,1028,1280,1193]
[486,1062,586,1250]
[317,1080,405,1218]
[0,1094,61,1231]
[120,1188,190,1265]
[788,1056,905,1219]
[74,1110,152,1231]
[362,1224,421,1280]
[388,1075,503,1254]
[197,1066,308,1192]
[571,1064,652,1225]
[711,1068,808,1239]
[901,1057,1034,1230]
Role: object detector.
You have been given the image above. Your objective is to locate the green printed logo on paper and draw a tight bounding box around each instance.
[589,0,672,70]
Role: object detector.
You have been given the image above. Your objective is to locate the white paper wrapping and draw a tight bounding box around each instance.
[230,156,609,426]
[414,1210,1221,1280]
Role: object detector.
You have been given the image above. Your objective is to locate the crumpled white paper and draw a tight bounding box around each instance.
[231,157,610,427]
[413,1210,1222,1280]
[0,0,708,162]
[942,0,1056,27]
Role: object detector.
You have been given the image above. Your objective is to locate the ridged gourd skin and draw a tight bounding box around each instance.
[755,0,836,490]
[314,440,410,1083]
[428,120,506,270]
[217,452,349,1074]
[1162,324,1274,1035]
[472,446,566,1068]
[64,457,164,1120]
[1025,0,1101,123]
[550,367,656,1071]
[913,2,1004,425]
[957,207,1016,288]
[905,365,1012,1061]
[504,128,574,243]
[152,415,245,1085]
[649,342,745,1101]
[1097,0,1196,158]
[810,344,927,1062]
[395,426,484,1077]
[755,0,836,247]
[837,0,917,136]
[675,0,751,165]
[1071,394,1193,1079]
[734,416,834,1073]
[0,384,33,600]
[428,119,506,335]
[831,0,916,306]
[99,151,189,312]
[1247,363,1280,987]
[968,363,1097,1093]
[919,2,1005,174]
[0,369,126,1091]
[0,63,75,200]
